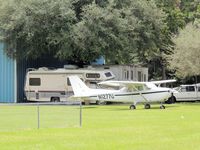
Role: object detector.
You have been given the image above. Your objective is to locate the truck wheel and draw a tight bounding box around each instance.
[166,96,176,104]
[171,96,176,103]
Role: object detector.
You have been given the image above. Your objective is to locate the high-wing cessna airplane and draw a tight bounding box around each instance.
[69,76,176,109]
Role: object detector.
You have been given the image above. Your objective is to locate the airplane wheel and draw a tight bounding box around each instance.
[130,105,136,110]
[160,105,165,109]
[144,104,151,109]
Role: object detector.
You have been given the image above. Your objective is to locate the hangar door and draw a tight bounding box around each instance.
[0,43,16,103]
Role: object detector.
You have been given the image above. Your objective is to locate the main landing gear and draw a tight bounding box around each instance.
[129,104,166,110]
[129,104,136,110]
[160,105,165,109]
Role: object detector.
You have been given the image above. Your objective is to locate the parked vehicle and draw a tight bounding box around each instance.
[24,67,115,102]
[167,84,200,103]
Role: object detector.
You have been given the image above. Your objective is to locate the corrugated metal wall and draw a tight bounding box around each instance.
[17,57,67,102]
[0,43,16,103]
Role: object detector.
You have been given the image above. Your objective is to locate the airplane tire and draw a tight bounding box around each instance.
[144,104,151,109]
[130,105,136,110]
[160,105,165,109]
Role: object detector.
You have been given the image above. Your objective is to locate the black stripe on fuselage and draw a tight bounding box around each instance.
[89,90,169,98]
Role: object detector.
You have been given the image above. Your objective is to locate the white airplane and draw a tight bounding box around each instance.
[68,76,176,109]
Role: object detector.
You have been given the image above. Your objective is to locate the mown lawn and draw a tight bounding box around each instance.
[0,103,200,150]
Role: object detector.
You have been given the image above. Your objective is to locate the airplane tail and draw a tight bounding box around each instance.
[68,76,90,97]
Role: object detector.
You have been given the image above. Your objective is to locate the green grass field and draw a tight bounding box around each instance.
[0,103,200,150]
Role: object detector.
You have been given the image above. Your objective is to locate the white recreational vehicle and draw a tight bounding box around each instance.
[24,66,115,102]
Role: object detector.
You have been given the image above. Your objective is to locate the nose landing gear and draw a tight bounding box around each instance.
[144,103,151,109]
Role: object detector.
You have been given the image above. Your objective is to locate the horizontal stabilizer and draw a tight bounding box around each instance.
[68,76,90,97]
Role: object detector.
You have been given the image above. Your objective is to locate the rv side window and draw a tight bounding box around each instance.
[86,73,100,78]
[105,72,112,77]
[29,78,41,86]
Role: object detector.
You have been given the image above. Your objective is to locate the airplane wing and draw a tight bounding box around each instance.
[150,79,176,87]
[98,80,144,86]
[99,79,176,86]
[98,81,148,91]
[150,79,176,84]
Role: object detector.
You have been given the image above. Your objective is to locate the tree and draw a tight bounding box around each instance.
[167,23,200,77]
[0,0,168,66]
[0,0,76,60]
[71,0,168,64]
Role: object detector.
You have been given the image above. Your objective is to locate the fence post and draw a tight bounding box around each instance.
[80,101,82,127]
[37,104,40,129]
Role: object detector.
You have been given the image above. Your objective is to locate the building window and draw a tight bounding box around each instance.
[127,71,129,79]
[124,71,127,79]
[86,73,100,78]
[131,71,134,80]
[138,71,142,81]
[67,78,71,86]
[144,74,147,81]
[29,78,41,86]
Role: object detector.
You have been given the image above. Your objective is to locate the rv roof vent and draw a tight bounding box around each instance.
[87,66,94,69]
[64,65,78,69]
[38,67,48,71]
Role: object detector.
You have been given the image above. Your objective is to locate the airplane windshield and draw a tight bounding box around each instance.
[127,84,150,92]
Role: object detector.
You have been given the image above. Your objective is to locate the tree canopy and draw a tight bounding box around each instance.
[0,0,200,80]
[167,23,200,77]
[0,0,167,65]
[0,0,76,59]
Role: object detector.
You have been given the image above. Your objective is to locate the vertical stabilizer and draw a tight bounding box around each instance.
[68,76,90,97]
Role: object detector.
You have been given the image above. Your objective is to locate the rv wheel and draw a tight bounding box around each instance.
[51,97,60,102]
